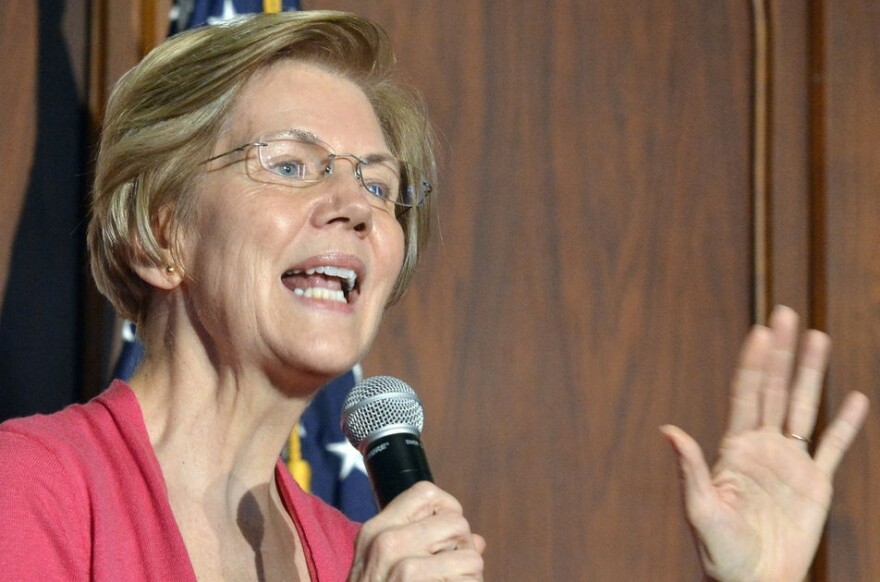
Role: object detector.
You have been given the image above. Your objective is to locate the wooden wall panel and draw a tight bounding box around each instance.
[308,1,754,578]
[47,0,876,578]
[767,0,812,316]
[818,0,880,579]
[0,0,38,313]
[89,0,167,127]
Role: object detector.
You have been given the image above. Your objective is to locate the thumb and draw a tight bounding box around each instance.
[659,425,714,516]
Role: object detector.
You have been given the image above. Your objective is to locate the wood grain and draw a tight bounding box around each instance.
[0,0,38,313]
[307,1,753,578]
[817,0,880,579]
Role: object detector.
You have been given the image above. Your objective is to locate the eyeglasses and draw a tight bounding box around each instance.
[204,132,432,211]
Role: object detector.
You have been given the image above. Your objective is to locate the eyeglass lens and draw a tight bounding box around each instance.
[254,139,425,207]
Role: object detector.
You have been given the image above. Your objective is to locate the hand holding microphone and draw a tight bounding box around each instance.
[341,376,485,581]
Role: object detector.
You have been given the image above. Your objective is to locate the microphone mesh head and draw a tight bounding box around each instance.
[341,376,424,449]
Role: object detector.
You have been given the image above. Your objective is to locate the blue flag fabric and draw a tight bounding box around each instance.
[108,0,379,522]
[295,368,378,522]
[170,0,302,34]
[111,322,145,381]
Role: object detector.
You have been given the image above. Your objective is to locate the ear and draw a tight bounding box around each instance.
[131,205,184,291]
[132,260,182,291]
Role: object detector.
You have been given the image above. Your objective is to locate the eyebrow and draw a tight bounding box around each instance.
[360,152,399,164]
[270,127,323,144]
[268,128,398,163]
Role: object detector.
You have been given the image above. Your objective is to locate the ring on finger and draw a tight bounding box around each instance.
[784,432,811,445]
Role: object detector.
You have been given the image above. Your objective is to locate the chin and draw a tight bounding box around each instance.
[271,348,364,390]
[260,329,373,387]
[305,336,371,372]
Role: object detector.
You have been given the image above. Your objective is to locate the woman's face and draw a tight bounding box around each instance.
[179,60,405,388]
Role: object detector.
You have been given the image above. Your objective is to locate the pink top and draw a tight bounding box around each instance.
[0,380,359,581]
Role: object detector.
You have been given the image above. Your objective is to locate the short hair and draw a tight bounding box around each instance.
[88,10,436,323]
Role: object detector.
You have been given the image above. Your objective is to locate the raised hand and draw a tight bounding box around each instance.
[661,306,869,582]
[348,481,485,581]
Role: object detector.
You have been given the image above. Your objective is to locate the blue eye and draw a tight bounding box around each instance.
[359,163,399,202]
[268,159,307,179]
[363,181,389,199]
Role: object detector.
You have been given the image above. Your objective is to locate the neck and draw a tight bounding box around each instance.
[131,354,314,489]
[125,298,324,580]
[128,291,341,509]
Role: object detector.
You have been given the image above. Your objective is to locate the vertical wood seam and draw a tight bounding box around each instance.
[751,0,771,325]
[808,1,829,580]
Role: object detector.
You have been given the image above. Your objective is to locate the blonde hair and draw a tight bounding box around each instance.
[88,10,436,322]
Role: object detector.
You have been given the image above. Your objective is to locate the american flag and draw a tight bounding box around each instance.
[170,0,302,34]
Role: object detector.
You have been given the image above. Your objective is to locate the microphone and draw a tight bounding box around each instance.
[341,375,433,508]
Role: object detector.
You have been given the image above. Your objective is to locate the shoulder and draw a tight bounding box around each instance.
[0,382,131,470]
[0,406,95,493]
[0,381,161,578]
[0,412,94,577]
[0,381,138,446]
[0,384,136,520]
[0,415,92,517]
[0,380,148,499]
[0,383,141,536]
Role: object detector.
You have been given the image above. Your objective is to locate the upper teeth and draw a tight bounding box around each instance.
[303,266,358,292]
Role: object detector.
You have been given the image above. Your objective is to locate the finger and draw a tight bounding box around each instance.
[352,481,462,563]
[416,512,479,554]
[814,391,870,477]
[784,330,831,443]
[386,548,485,581]
[659,425,715,525]
[355,513,478,581]
[727,325,771,435]
[351,482,470,579]
[761,306,799,429]
[359,481,463,538]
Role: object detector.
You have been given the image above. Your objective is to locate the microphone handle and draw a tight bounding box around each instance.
[363,432,433,508]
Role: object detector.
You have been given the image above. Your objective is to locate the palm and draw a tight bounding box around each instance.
[696,430,832,580]
[662,307,869,582]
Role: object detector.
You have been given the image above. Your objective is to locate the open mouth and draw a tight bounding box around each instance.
[281,265,359,304]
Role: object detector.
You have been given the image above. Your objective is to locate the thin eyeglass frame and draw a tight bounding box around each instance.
[203,136,431,209]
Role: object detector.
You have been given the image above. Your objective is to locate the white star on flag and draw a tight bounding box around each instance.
[207,0,241,25]
[326,440,368,480]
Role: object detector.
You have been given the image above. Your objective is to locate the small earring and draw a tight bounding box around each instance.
[165,265,176,274]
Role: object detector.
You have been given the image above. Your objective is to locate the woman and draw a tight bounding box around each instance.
[0,10,868,581]
[2,11,480,581]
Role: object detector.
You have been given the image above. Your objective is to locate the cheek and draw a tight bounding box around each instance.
[378,218,407,284]
[182,193,292,303]
[191,183,293,254]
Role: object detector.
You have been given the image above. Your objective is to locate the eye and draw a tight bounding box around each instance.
[267,158,308,179]
[363,180,392,199]
[359,161,401,202]
[259,139,325,181]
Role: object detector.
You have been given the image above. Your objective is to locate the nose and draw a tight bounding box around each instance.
[311,156,374,235]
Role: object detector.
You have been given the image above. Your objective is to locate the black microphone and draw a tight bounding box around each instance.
[340,375,433,508]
